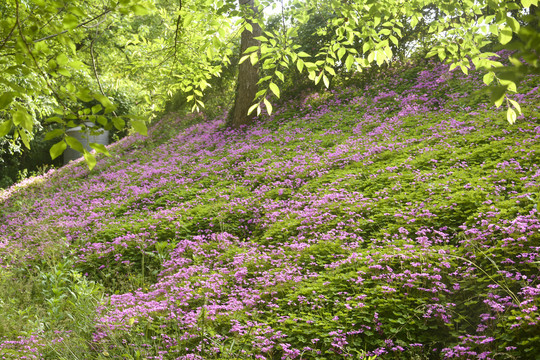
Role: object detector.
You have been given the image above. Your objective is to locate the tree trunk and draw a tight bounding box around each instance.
[228,0,262,129]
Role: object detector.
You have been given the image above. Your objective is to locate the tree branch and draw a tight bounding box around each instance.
[15,0,69,113]
[172,0,183,62]
[32,8,113,44]
[0,21,18,53]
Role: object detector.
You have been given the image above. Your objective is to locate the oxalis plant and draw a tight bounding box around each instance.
[0,0,539,168]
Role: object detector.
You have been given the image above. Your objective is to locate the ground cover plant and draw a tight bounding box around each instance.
[0,55,539,359]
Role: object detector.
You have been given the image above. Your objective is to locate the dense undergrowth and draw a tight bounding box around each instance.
[0,56,539,360]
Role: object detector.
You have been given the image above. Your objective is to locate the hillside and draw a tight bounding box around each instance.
[1,58,539,360]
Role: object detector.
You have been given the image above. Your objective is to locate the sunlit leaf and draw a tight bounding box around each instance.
[509,99,522,114]
[13,109,33,130]
[50,140,67,160]
[483,72,494,85]
[83,150,97,170]
[337,47,346,60]
[57,54,69,66]
[66,135,85,153]
[264,98,272,115]
[19,130,30,149]
[89,142,111,157]
[0,120,12,137]
[498,26,512,45]
[92,104,103,114]
[269,82,280,98]
[506,17,520,33]
[345,54,355,71]
[45,129,65,140]
[507,108,516,124]
[0,92,16,110]
[131,120,147,136]
[248,103,259,115]
[62,14,79,30]
[490,85,507,108]
[296,58,304,73]
[521,0,538,7]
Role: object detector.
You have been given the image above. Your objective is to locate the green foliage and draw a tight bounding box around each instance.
[1,0,539,169]
[0,258,103,359]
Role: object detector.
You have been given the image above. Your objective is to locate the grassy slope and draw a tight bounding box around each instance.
[1,58,539,360]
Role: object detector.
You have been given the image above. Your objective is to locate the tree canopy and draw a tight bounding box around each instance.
[0,0,539,168]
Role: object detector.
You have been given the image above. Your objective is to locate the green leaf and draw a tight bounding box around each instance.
[498,26,513,45]
[13,109,33,130]
[337,47,346,60]
[76,88,93,102]
[490,85,507,108]
[368,51,376,63]
[521,0,538,7]
[94,94,114,109]
[131,4,151,15]
[384,46,393,60]
[0,92,16,110]
[249,51,258,65]
[296,58,304,73]
[112,117,125,130]
[239,55,250,64]
[68,60,85,70]
[92,104,103,114]
[57,54,69,66]
[507,107,516,124]
[314,72,322,85]
[50,140,67,160]
[345,54,355,71]
[506,17,520,33]
[483,72,495,85]
[89,142,111,157]
[244,46,259,54]
[500,79,517,92]
[411,16,418,29]
[362,42,371,54]
[437,48,446,61]
[247,103,259,115]
[509,99,522,114]
[62,14,79,30]
[16,130,30,149]
[131,120,147,136]
[83,150,97,170]
[46,116,64,124]
[45,129,65,140]
[263,98,273,115]
[0,120,12,137]
[269,82,280,98]
[323,74,330,88]
[376,50,385,66]
[95,116,106,127]
[57,68,71,77]
[66,135,85,153]
[297,52,310,58]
